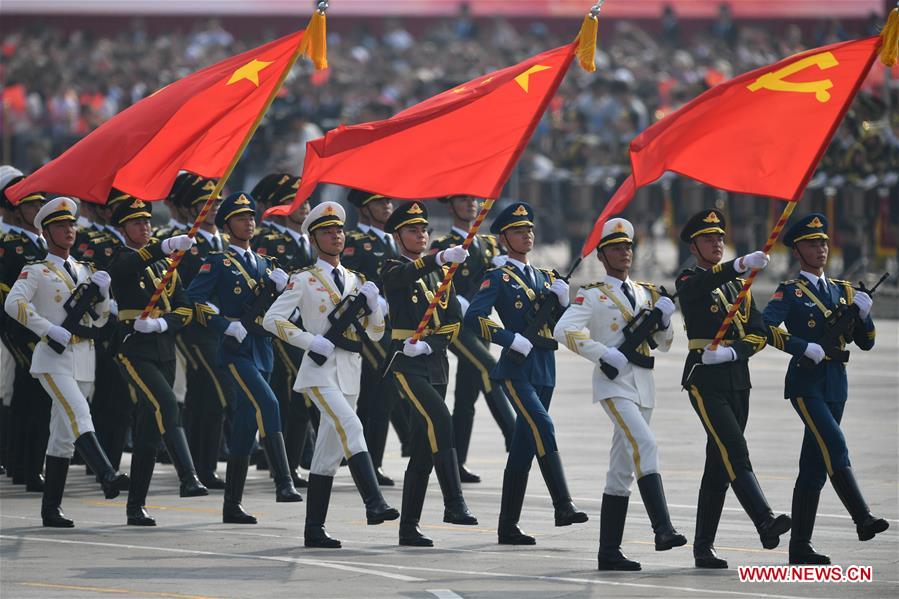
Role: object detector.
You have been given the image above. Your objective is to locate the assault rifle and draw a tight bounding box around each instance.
[48,281,104,354]
[308,293,379,366]
[223,278,277,352]
[599,287,676,380]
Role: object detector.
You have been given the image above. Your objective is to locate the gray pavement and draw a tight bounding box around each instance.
[2,314,897,598]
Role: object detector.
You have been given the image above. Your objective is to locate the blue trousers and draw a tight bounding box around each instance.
[790,395,850,491]
[223,359,282,456]
[500,379,557,472]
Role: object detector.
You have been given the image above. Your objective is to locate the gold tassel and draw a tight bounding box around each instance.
[299,9,328,70]
[881,7,899,67]
[575,14,599,72]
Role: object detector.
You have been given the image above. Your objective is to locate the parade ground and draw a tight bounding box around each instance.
[2,314,897,599]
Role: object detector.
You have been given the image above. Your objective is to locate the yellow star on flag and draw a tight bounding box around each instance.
[514,65,551,92]
[227,59,273,87]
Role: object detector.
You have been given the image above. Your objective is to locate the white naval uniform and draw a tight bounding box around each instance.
[263,259,385,477]
[553,274,674,496]
[3,255,110,458]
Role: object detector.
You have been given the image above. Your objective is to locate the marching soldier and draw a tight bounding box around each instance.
[464,202,588,546]
[264,201,399,548]
[4,197,130,526]
[186,192,302,525]
[343,189,409,486]
[431,195,516,483]
[108,198,209,526]
[676,208,790,568]
[153,173,190,241]
[763,213,888,564]
[252,173,316,487]
[173,175,231,489]
[381,201,478,546]
[0,182,50,491]
[554,218,685,571]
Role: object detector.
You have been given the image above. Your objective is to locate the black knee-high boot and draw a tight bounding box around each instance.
[398,469,433,547]
[74,432,130,499]
[126,450,157,526]
[162,428,208,497]
[597,494,640,571]
[42,456,74,528]
[637,473,687,551]
[304,474,341,548]
[789,486,831,564]
[731,471,791,549]
[693,483,729,568]
[537,451,588,526]
[830,467,889,542]
[347,452,399,524]
[497,469,535,545]
[432,449,477,525]
[263,432,302,502]
[223,456,256,524]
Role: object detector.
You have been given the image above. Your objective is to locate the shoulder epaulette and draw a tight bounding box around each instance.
[581,281,604,290]
[781,278,800,285]
[635,281,658,290]
[830,278,851,286]
[24,258,43,266]
[347,231,368,239]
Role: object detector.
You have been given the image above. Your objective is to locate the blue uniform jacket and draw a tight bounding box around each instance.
[186,248,276,372]
[763,275,875,401]
[464,264,559,387]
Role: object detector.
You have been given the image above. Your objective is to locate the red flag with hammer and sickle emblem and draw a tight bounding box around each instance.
[582,35,881,256]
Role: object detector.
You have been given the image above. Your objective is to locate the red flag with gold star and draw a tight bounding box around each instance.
[581,35,882,256]
[8,31,304,204]
[266,42,576,217]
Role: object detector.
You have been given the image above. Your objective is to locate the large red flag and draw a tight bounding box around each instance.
[266,42,576,217]
[9,31,304,204]
[581,35,881,256]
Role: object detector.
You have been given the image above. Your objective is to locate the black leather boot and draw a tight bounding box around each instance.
[537,451,588,526]
[789,486,831,564]
[198,416,225,490]
[162,428,208,497]
[498,469,535,545]
[597,494,640,570]
[452,409,480,483]
[398,469,434,547]
[223,456,257,524]
[263,433,302,502]
[375,467,395,487]
[694,484,729,568]
[731,471,791,549]
[41,456,74,528]
[74,432,130,500]
[304,474,341,548]
[830,467,889,541]
[637,473,687,551]
[485,387,515,453]
[432,449,478,525]
[347,452,399,524]
[126,450,157,526]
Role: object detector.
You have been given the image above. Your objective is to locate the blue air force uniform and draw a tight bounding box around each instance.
[464,202,587,544]
[763,213,887,562]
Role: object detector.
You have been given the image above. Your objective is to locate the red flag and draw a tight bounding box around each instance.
[266,42,576,217]
[582,36,881,256]
[8,31,304,204]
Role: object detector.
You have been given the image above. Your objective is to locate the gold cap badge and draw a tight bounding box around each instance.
[408,203,424,215]
[512,205,529,216]
[703,212,721,223]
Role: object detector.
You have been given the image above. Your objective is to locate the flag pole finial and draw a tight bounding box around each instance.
[300,1,329,70]
[576,1,604,72]
[881,3,899,66]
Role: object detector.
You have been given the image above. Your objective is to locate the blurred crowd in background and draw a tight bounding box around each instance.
[3,4,897,279]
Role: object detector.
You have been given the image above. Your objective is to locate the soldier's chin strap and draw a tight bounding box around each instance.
[690,239,717,267]
[394,229,418,258]
[500,230,529,257]
[310,231,340,258]
[224,221,252,245]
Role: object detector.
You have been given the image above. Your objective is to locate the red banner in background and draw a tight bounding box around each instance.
[1,0,882,17]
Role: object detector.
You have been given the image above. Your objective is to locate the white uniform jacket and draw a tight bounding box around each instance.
[263,260,385,395]
[553,275,673,407]
[4,256,110,381]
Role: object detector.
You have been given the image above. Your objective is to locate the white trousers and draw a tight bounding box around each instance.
[600,396,659,496]
[300,386,366,477]
[37,374,95,458]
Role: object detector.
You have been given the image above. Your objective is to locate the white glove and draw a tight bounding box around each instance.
[701,344,737,365]
[438,245,469,265]
[853,291,872,319]
[108,299,118,316]
[803,342,825,364]
[47,325,72,347]
[309,334,335,358]
[550,279,570,307]
[90,270,111,296]
[601,347,628,371]
[133,317,167,334]
[268,268,289,293]
[456,295,470,315]
[491,255,508,267]
[225,321,248,343]
[655,296,676,327]
[510,333,533,357]
[161,234,196,255]
[359,281,380,313]
[403,339,433,357]
[736,251,770,273]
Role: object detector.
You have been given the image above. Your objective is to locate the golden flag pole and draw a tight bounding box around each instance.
[138,3,329,320]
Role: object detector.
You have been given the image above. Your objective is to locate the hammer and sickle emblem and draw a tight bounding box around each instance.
[747,52,839,103]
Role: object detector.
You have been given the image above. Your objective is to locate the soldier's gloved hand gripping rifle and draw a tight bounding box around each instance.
[48,281,104,354]
[797,272,889,370]
[223,277,277,353]
[507,257,582,364]
[599,286,677,380]
[307,293,380,366]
